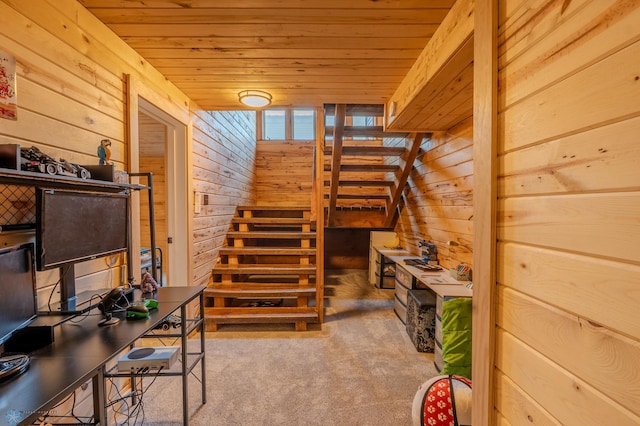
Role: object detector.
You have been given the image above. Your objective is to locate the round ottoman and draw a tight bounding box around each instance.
[412,375,472,426]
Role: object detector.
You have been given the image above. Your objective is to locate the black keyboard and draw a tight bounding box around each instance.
[0,354,30,383]
[403,259,442,271]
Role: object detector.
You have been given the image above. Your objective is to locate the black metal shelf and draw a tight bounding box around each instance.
[0,168,148,193]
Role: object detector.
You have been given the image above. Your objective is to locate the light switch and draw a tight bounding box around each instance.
[194,191,201,214]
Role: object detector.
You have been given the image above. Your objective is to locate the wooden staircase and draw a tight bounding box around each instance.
[204,206,320,331]
[323,103,426,228]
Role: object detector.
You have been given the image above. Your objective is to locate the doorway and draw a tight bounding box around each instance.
[137,111,169,285]
[129,97,190,287]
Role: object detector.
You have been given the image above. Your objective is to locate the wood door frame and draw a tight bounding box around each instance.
[126,75,193,288]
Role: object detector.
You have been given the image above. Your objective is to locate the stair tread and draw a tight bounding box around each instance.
[226,231,316,238]
[205,285,316,297]
[219,247,316,255]
[232,217,313,224]
[213,264,317,274]
[324,145,406,156]
[205,307,318,320]
[323,180,393,187]
[324,194,389,199]
[325,164,400,172]
[214,263,316,268]
[206,283,316,290]
[237,206,311,211]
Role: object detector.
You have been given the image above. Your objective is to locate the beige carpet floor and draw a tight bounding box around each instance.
[126,269,436,425]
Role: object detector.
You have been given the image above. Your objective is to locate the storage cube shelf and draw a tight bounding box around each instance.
[405,290,437,353]
[386,254,473,375]
[393,263,417,322]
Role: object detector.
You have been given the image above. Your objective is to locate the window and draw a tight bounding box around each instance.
[263,110,286,140]
[292,110,315,140]
[260,108,316,141]
[352,115,376,140]
[324,114,376,141]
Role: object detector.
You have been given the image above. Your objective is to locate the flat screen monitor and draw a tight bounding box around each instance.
[0,243,37,345]
[36,188,129,271]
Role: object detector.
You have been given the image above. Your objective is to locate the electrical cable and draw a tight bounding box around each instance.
[46,264,72,312]
[107,366,164,425]
[67,293,103,324]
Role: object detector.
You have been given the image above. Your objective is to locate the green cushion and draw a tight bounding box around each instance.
[440,297,472,379]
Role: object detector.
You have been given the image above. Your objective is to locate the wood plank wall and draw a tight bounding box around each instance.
[494,0,640,424]
[0,0,256,290]
[191,109,256,285]
[255,140,314,206]
[0,0,257,418]
[392,118,474,270]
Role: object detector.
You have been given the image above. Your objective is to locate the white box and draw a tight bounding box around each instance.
[117,346,179,372]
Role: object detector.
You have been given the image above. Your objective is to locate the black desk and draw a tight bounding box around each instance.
[0,286,206,426]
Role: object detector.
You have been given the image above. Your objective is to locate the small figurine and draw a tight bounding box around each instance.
[97,138,111,165]
[140,271,158,293]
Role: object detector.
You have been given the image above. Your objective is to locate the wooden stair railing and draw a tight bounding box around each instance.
[322,103,427,228]
[205,206,319,331]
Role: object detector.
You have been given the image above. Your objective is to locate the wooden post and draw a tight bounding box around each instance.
[473,0,498,424]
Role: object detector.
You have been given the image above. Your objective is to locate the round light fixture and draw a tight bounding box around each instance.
[238,90,272,108]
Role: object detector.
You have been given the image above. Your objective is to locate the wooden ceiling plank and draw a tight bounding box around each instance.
[105,23,439,38]
[167,75,404,84]
[144,58,418,69]
[122,36,431,50]
[132,48,425,60]
[179,82,399,91]
[161,68,409,77]
[79,0,456,10]
[79,1,456,109]
[89,8,451,24]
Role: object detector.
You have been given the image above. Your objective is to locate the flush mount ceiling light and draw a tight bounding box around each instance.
[238,90,272,108]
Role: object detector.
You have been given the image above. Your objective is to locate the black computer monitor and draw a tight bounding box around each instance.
[0,243,37,346]
[35,188,129,271]
[35,189,130,312]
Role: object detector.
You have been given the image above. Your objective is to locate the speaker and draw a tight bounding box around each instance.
[4,326,54,353]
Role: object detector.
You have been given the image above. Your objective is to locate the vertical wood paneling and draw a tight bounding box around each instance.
[496,0,640,424]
